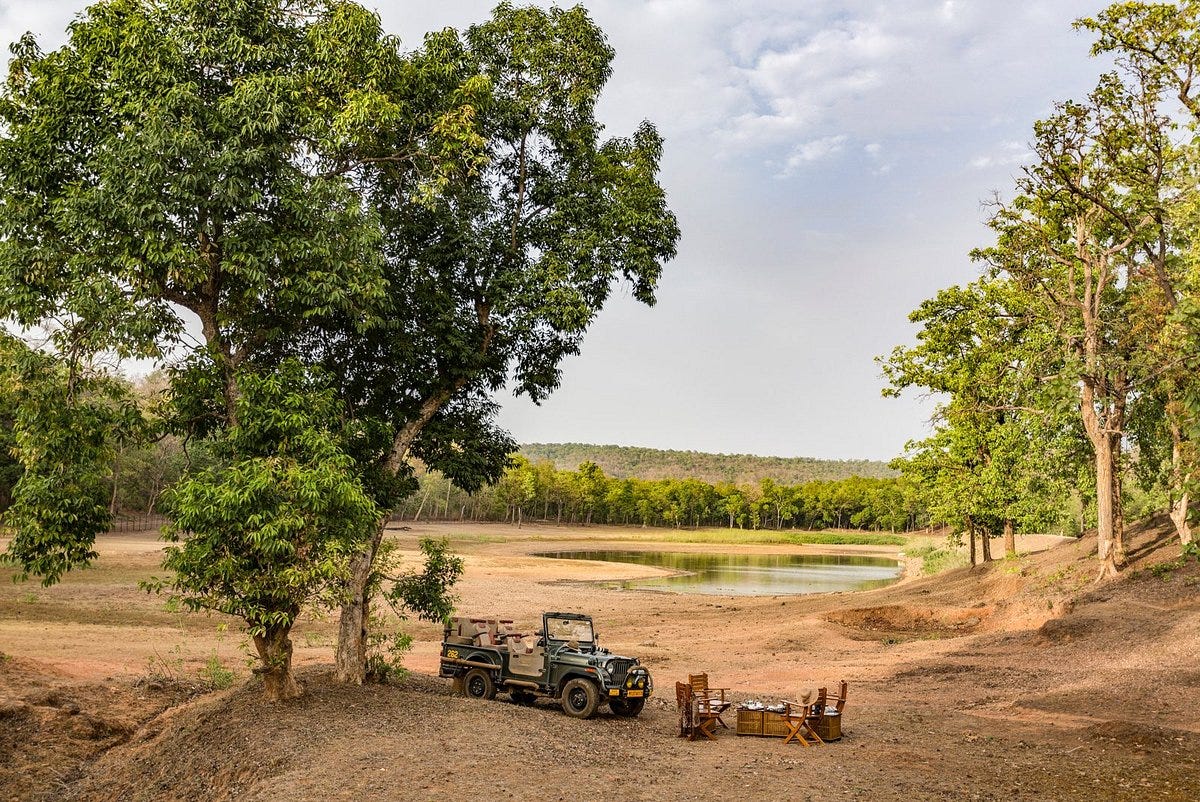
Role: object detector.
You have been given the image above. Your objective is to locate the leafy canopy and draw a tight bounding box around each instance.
[149,361,379,634]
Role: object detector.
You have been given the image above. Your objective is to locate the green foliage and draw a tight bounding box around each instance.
[364,623,412,685]
[0,0,402,363]
[405,458,926,532]
[381,537,465,626]
[147,362,379,639]
[783,531,907,546]
[198,652,237,690]
[883,279,1079,545]
[363,537,463,682]
[906,542,969,576]
[314,1,680,499]
[0,334,141,585]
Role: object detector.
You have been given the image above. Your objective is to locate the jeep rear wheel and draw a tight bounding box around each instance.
[464,668,496,700]
[609,697,645,717]
[560,677,600,719]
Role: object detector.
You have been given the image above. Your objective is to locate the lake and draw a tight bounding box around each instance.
[534,550,903,596]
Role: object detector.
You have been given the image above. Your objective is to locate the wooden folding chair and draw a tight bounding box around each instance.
[675,681,694,738]
[676,681,720,741]
[807,686,829,736]
[780,694,824,747]
[689,672,732,729]
[829,679,848,714]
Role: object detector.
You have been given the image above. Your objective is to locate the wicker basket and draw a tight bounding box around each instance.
[736,709,764,736]
[815,712,842,741]
[762,711,791,737]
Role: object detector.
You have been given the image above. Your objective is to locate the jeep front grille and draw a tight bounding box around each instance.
[607,659,635,685]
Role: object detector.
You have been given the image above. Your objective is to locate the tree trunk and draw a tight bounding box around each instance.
[1079,364,1126,580]
[967,519,977,567]
[254,624,301,701]
[109,456,120,515]
[1170,490,1192,547]
[980,528,992,562]
[1003,519,1016,558]
[1092,432,1122,580]
[1169,426,1193,546]
[412,491,429,522]
[335,521,385,685]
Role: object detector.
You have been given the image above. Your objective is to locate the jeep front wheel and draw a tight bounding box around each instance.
[560,677,600,719]
[609,697,645,717]
[464,668,496,700]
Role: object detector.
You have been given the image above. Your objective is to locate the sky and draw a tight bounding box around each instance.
[0,0,1112,461]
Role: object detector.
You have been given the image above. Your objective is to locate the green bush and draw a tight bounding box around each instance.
[905,543,968,575]
[198,652,237,690]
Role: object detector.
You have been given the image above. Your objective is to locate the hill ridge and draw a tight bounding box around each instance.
[517,442,895,485]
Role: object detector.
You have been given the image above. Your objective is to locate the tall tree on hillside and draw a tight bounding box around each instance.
[293,4,679,684]
[1079,2,1200,547]
[975,77,1162,579]
[884,280,1077,562]
[0,0,490,697]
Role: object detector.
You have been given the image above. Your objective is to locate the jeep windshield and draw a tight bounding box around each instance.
[545,615,595,645]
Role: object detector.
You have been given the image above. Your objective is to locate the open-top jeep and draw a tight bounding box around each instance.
[439,611,653,719]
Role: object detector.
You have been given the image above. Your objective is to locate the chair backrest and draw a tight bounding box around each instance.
[676,681,694,708]
[834,680,848,713]
[688,673,709,695]
[809,687,828,724]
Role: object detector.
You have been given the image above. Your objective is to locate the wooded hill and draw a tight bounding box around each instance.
[517,443,894,485]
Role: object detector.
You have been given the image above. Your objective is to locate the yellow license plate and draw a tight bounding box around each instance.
[609,689,620,696]
[626,690,644,698]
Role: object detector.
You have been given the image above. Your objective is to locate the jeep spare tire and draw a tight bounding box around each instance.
[560,677,600,719]
[464,668,496,700]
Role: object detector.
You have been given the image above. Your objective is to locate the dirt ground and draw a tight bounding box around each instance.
[2,520,1199,801]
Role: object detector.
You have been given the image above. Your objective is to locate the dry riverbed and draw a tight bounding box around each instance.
[2,520,1198,801]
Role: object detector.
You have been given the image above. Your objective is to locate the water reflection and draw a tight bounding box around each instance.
[535,550,902,596]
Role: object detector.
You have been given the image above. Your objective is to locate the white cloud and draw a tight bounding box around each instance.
[782,134,848,173]
[587,0,1101,178]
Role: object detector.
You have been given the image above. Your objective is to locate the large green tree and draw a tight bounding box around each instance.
[1078,2,1200,548]
[883,280,1078,562]
[307,4,680,684]
[0,0,679,690]
[0,0,485,694]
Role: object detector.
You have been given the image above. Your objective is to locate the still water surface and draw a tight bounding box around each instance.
[535,550,902,596]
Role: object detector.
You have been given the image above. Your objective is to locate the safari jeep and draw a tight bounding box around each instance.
[439,611,653,719]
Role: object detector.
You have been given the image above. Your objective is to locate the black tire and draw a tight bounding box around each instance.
[464,668,496,700]
[560,677,600,719]
[609,697,646,717]
[510,689,537,706]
